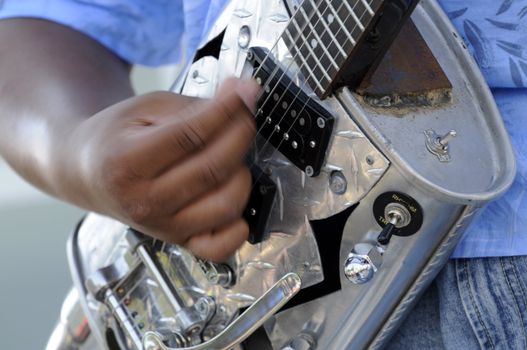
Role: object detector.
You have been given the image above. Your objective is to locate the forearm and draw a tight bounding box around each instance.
[0,19,134,202]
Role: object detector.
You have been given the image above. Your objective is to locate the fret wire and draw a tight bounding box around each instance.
[326,0,356,46]
[360,0,375,15]
[285,28,326,92]
[248,0,373,198]
[343,0,365,31]
[252,0,374,182]
[291,16,333,81]
[308,0,347,58]
[298,6,340,71]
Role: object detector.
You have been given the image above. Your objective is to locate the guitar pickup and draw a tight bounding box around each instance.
[248,47,335,177]
[243,165,276,244]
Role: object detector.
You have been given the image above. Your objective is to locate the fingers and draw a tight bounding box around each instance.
[146,78,259,164]
[164,166,251,239]
[150,112,255,211]
[182,219,249,262]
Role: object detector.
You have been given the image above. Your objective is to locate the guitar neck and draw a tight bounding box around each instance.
[282,0,420,99]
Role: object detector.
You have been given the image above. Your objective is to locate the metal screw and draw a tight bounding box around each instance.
[238,25,251,49]
[196,298,209,314]
[438,130,457,148]
[317,117,326,128]
[305,166,314,177]
[329,171,348,195]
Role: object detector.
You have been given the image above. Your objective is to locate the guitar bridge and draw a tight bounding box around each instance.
[249,47,335,177]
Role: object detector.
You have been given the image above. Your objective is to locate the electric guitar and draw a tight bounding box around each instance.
[47,1,515,349]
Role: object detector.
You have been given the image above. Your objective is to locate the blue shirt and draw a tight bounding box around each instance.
[1,0,525,258]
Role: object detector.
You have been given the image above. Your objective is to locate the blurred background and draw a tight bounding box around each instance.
[0,65,180,349]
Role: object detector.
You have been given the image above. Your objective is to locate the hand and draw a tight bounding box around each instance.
[61,78,258,261]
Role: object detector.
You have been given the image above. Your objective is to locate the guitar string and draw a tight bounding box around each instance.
[248,0,372,190]
[149,1,368,307]
[252,0,370,162]
[122,0,374,314]
[252,0,374,132]
[247,0,341,157]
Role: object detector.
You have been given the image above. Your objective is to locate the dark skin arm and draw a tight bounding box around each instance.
[0,19,257,261]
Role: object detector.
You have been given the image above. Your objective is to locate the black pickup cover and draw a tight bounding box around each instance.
[249,47,335,177]
[243,165,277,244]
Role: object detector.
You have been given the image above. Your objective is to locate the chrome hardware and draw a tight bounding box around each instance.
[384,203,412,229]
[282,333,317,350]
[197,259,235,287]
[135,243,210,336]
[424,129,457,162]
[344,243,382,284]
[238,25,251,49]
[305,166,314,177]
[46,289,91,350]
[142,273,302,350]
[329,171,348,195]
[377,203,412,245]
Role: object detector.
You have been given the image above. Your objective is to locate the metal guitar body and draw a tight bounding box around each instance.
[47,1,515,349]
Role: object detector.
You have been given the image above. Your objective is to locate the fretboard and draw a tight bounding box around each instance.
[282,0,420,99]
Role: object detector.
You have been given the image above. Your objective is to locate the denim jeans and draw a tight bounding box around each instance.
[386,256,527,350]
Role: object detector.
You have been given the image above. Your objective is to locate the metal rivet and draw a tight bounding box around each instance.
[273,93,279,101]
[309,141,316,148]
[317,117,326,128]
[366,155,375,165]
[299,118,305,126]
[275,125,281,132]
[256,77,262,85]
[291,110,297,118]
[238,25,251,49]
[283,133,290,141]
[266,117,272,124]
[305,166,314,177]
[282,101,288,109]
[330,171,348,195]
[250,208,257,216]
[292,141,298,149]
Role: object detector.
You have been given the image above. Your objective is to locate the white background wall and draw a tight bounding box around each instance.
[0,65,180,349]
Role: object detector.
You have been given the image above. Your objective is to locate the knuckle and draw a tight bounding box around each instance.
[123,200,154,224]
[199,157,225,187]
[171,120,206,152]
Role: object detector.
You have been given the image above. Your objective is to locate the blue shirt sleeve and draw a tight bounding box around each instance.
[0,0,187,66]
